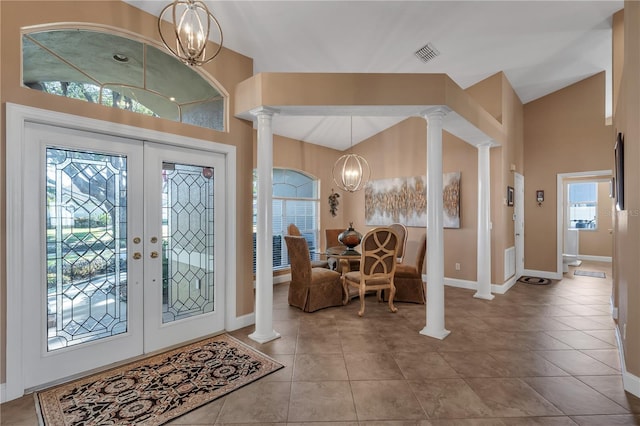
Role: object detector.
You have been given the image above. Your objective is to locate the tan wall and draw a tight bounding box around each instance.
[613,1,640,378]
[0,1,255,383]
[523,73,613,272]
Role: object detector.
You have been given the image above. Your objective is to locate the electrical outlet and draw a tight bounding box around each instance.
[455,263,461,271]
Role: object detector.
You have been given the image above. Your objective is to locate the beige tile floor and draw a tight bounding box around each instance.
[3,261,640,425]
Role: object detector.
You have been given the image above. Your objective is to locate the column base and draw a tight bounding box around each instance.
[419,326,451,340]
[473,291,495,300]
[248,330,281,344]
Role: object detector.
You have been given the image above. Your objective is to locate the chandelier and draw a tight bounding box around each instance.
[158,0,223,66]
[332,117,371,193]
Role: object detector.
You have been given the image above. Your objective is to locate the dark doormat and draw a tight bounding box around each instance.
[574,270,606,278]
[36,334,283,426]
[518,276,551,285]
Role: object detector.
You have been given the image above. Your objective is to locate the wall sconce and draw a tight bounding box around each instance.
[536,190,544,207]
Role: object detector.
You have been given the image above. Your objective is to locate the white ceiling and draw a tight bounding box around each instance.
[126,0,622,150]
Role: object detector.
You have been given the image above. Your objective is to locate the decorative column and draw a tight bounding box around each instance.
[420,107,450,340]
[249,107,281,344]
[474,142,495,300]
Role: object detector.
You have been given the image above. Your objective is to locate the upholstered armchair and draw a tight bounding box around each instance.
[341,227,399,316]
[287,223,329,269]
[392,233,427,303]
[284,235,343,312]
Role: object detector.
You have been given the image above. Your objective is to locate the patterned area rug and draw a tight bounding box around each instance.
[36,334,283,426]
[574,269,606,278]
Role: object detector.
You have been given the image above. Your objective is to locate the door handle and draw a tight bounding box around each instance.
[150,251,159,259]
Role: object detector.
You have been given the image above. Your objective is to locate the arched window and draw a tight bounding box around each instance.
[253,169,320,272]
[22,28,225,131]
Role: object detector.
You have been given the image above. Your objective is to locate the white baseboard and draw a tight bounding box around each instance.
[0,383,7,404]
[492,275,518,294]
[578,255,612,263]
[523,268,563,280]
[427,275,518,295]
[444,277,477,291]
[226,312,256,332]
[616,325,640,398]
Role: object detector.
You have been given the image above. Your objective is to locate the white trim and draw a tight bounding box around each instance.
[427,275,518,295]
[444,277,477,291]
[616,325,640,398]
[0,384,7,404]
[492,275,518,294]
[5,103,240,401]
[225,312,256,332]
[523,268,563,280]
[556,170,612,280]
[578,255,612,263]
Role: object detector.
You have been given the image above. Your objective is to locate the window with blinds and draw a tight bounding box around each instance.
[253,169,320,272]
[568,182,598,230]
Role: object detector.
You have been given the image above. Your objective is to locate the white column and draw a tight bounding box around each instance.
[249,107,281,344]
[474,142,495,300]
[420,107,450,340]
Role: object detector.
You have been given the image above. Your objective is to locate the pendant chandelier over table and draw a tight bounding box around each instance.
[332,117,371,193]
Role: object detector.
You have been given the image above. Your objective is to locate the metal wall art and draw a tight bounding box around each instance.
[364,172,460,228]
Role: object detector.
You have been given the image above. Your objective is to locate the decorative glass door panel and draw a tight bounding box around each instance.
[46,148,129,350]
[143,143,225,353]
[162,162,215,323]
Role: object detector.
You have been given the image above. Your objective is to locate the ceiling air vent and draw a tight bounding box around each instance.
[415,42,440,63]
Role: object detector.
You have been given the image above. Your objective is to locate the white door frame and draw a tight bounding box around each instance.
[556,170,612,278]
[5,103,237,401]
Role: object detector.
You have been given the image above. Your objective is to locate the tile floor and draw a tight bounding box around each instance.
[2,261,640,425]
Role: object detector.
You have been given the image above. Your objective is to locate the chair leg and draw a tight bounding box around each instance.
[388,284,398,313]
[358,285,366,316]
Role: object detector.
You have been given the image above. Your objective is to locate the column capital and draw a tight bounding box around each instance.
[249,106,279,118]
[419,106,451,121]
[477,140,496,149]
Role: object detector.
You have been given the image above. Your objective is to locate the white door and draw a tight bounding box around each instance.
[514,173,525,278]
[20,123,225,389]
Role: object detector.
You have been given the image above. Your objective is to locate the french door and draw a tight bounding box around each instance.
[20,122,226,389]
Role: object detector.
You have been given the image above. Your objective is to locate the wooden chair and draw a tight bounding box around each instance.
[340,227,399,316]
[389,223,408,263]
[284,235,343,312]
[389,233,427,303]
[288,223,329,269]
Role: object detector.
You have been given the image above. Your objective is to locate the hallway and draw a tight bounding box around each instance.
[2,261,639,425]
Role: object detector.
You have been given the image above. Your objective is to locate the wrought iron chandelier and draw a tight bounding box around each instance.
[158,0,223,66]
[332,117,371,193]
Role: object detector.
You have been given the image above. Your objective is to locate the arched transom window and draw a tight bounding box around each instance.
[22,28,225,131]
